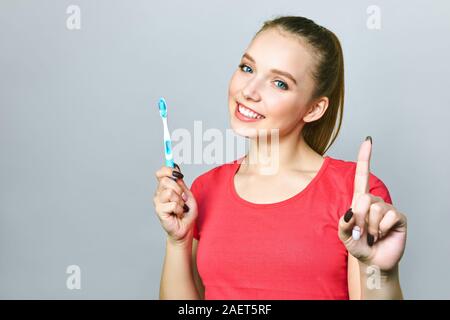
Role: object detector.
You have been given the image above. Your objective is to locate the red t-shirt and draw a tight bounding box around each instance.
[191,155,392,300]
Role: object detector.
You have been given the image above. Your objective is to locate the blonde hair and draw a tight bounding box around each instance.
[255,16,345,155]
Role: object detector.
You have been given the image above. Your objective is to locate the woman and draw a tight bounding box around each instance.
[154,16,407,300]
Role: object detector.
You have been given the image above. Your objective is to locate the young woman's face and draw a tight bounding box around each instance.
[228,28,319,139]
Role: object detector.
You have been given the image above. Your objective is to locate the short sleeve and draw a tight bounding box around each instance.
[369,173,393,205]
[190,177,203,240]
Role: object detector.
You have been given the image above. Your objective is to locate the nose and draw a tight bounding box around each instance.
[241,77,262,101]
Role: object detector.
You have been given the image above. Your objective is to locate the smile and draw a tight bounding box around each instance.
[235,102,265,122]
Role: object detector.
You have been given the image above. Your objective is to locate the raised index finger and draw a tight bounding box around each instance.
[352,136,372,200]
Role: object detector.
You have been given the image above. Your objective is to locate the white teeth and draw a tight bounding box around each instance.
[238,104,264,119]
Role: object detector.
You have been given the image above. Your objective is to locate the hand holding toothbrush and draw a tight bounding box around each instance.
[153,98,198,245]
[153,163,198,246]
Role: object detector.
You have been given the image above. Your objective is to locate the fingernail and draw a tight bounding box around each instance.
[344,208,353,223]
[172,171,184,180]
[182,192,188,201]
[169,176,178,182]
[183,204,189,213]
[352,226,361,240]
[174,162,181,171]
[367,233,374,246]
[365,136,372,144]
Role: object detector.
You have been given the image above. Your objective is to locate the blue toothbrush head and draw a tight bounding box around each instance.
[158,97,167,118]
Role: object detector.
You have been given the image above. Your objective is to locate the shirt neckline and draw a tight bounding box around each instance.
[228,155,331,209]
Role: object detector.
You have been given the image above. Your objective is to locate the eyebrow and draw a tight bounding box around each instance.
[242,53,297,85]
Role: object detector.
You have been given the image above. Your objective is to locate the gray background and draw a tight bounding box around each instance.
[1,0,449,299]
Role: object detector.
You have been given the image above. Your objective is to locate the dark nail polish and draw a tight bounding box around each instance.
[367,233,374,247]
[344,208,353,223]
[183,204,189,213]
[365,136,372,144]
[174,163,181,171]
[172,171,184,180]
[169,176,178,182]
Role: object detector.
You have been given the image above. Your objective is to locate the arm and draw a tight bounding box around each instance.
[347,254,361,299]
[358,261,403,299]
[155,165,204,300]
[192,238,205,299]
[159,231,201,300]
[340,138,407,300]
[347,254,403,300]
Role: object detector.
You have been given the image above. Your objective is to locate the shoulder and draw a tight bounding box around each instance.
[326,156,393,204]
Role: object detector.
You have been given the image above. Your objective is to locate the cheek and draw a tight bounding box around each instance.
[265,96,301,120]
[228,71,241,96]
[228,73,238,111]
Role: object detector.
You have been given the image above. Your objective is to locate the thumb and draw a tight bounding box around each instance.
[338,208,358,242]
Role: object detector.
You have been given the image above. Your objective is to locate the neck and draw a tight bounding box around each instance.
[241,126,323,175]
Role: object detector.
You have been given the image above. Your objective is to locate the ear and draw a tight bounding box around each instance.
[303,96,329,123]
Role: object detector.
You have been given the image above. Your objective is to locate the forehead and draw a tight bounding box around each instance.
[245,28,315,83]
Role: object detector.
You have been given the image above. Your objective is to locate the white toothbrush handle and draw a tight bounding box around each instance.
[162,117,174,167]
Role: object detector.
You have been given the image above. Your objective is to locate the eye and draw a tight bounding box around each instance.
[238,63,253,73]
[274,80,288,90]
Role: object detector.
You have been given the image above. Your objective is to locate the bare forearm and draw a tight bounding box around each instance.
[358,262,403,300]
[159,234,200,300]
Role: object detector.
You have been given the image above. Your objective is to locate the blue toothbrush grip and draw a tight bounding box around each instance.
[164,140,174,168]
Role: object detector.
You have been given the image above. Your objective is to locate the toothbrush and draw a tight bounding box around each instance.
[158,97,175,168]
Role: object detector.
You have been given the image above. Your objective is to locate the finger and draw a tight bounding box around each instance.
[351,136,372,208]
[167,163,192,212]
[338,208,357,242]
[352,193,384,240]
[352,193,370,240]
[172,179,191,212]
[158,172,190,214]
[379,210,407,238]
[159,188,185,207]
[159,201,185,218]
[159,176,183,196]
[155,166,183,182]
[176,176,191,199]
[155,166,173,180]
[165,163,191,203]
[367,201,391,246]
[169,164,191,208]
[156,162,191,211]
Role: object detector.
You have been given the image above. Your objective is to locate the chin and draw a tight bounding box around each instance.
[231,125,258,139]
[229,118,266,139]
